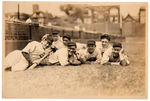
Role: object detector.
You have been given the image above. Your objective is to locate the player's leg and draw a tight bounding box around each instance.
[11,51,29,72]
[4,50,21,71]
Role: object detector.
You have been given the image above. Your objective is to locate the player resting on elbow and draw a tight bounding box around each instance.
[4,34,53,72]
[101,42,130,66]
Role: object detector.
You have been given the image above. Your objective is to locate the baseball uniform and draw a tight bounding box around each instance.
[78,48,102,64]
[5,41,46,71]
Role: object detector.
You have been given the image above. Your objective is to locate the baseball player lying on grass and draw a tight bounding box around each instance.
[41,35,82,66]
[50,30,86,53]
[51,30,64,53]
[100,42,130,66]
[67,41,82,65]
[78,40,102,64]
[96,34,112,57]
[40,35,71,66]
[4,34,53,72]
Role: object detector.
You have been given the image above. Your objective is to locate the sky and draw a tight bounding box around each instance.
[3,2,147,18]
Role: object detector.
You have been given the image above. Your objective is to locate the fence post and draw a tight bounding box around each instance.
[29,24,32,41]
[72,30,73,38]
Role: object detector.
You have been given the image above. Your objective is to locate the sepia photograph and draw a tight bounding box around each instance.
[2,1,148,99]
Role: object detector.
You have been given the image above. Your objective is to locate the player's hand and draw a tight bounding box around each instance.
[85,61,91,64]
[91,61,98,64]
[111,62,120,65]
[45,48,51,56]
[71,60,81,65]
[119,49,124,55]
[33,59,41,65]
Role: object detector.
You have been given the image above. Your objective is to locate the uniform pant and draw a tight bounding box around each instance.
[4,50,29,72]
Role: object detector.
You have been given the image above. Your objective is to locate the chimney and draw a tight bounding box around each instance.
[33,4,39,13]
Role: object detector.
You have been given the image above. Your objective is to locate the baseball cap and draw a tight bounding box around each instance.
[87,40,96,46]
[67,41,77,48]
[113,43,122,48]
[41,34,53,44]
[52,30,60,35]
[63,35,71,41]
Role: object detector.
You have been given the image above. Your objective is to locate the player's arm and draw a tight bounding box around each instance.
[22,41,36,65]
[119,49,130,66]
[77,50,87,64]
[111,62,120,65]
[100,54,110,65]
[57,48,69,66]
[101,48,112,65]
[22,51,32,65]
[95,50,102,64]
[32,48,52,65]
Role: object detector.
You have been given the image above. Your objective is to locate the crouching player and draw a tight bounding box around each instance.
[100,43,130,66]
[78,40,101,64]
[4,34,53,72]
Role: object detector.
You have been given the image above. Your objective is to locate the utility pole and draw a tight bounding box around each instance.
[18,4,20,20]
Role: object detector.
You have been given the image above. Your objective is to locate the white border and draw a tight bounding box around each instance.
[0,0,149,101]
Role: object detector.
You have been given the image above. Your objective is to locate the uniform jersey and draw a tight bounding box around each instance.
[76,42,86,50]
[100,48,130,65]
[96,41,112,56]
[78,48,102,63]
[51,36,64,51]
[68,52,81,65]
[48,46,69,66]
[4,41,46,71]
[22,41,45,63]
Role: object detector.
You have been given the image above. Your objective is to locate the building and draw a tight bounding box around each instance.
[5,12,30,21]
[78,5,120,24]
[28,4,53,25]
[139,7,146,24]
[122,14,138,23]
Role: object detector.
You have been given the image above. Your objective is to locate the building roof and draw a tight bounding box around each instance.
[122,14,138,22]
[30,11,53,19]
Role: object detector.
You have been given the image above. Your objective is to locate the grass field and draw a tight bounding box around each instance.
[2,36,147,98]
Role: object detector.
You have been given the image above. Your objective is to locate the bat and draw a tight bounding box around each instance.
[28,51,51,70]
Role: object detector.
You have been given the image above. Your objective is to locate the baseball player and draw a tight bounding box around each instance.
[96,34,112,57]
[100,42,130,66]
[4,34,53,72]
[51,30,64,52]
[47,35,71,66]
[78,40,102,64]
[67,41,81,65]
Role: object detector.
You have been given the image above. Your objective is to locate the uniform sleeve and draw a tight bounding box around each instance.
[57,48,69,66]
[95,49,102,63]
[120,52,130,65]
[78,49,87,63]
[96,41,102,50]
[100,48,112,65]
[76,43,87,50]
[51,37,64,50]
[22,41,36,53]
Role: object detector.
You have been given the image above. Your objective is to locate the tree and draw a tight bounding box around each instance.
[60,4,84,23]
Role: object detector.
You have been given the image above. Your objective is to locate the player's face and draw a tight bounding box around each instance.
[68,46,76,55]
[41,40,49,49]
[112,47,121,58]
[101,38,109,48]
[87,45,95,54]
[52,34,59,42]
[63,38,70,46]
